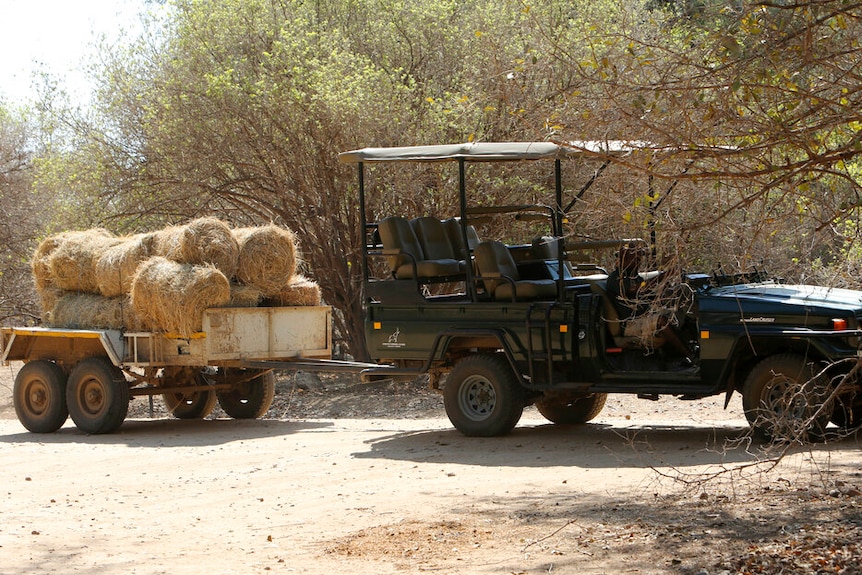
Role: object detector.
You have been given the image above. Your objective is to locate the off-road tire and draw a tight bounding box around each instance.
[66,357,129,434]
[13,360,68,433]
[443,354,524,437]
[742,353,831,442]
[216,370,275,419]
[536,392,608,425]
[162,371,217,419]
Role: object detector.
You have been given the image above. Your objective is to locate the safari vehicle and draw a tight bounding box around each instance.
[340,141,862,438]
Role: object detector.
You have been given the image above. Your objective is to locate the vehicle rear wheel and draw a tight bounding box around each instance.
[66,358,129,434]
[13,360,68,433]
[742,354,831,442]
[536,392,607,425]
[443,354,524,437]
[162,370,217,419]
[216,370,275,419]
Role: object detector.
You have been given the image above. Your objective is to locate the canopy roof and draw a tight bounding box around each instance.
[338,141,649,164]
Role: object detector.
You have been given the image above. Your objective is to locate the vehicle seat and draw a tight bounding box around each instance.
[531,236,561,260]
[377,216,462,280]
[474,240,558,301]
[411,217,464,267]
[590,281,666,350]
[443,218,480,261]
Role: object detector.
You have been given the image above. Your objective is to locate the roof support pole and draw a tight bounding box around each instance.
[458,157,478,301]
[357,162,369,289]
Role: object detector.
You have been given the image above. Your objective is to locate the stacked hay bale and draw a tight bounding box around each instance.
[32,218,322,337]
[131,257,231,335]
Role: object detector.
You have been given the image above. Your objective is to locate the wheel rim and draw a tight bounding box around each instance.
[77,377,106,417]
[458,375,496,421]
[765,374,817,417]
[169,391,200,406]
[760,374,826,439]
[24,379,51,416]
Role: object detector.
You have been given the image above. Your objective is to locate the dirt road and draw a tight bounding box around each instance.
[1,362,860,575]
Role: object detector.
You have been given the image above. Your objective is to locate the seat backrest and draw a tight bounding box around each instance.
[443,218,479,260]
[378,216,424,276]
[411,217,456,261]
[474,241,520,293]
[531,236,561,260]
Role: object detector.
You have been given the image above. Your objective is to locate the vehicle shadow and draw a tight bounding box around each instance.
[352,420,858,470]
[0,417,333,447]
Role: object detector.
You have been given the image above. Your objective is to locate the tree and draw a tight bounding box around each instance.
[528,0,862,277]
[36,0,862,356]
[0,104,45,323]
[55,0,566,358]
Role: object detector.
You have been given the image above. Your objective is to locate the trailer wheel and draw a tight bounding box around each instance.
[162,371,217,419]
[742,353,832,442]
[443,354,524,437]
[14,360,68,433]
[216,370,275,419]
[536,392,607,425]
[163,388,217,419]
[66,358,129,434]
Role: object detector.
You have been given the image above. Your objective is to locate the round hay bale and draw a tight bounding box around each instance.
[264,275,322,307]
[32,229,115,290]
[32,236,63,290]
[95,232,156,297]
[46,292,142,331]
[153,217,239,278]
[233,224,297,295]
[228,283,264,307]
[48,229,120,293]
[36,287,64,322]
[130,257,231,336]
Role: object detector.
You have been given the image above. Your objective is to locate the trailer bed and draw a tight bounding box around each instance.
[2,305,332,369]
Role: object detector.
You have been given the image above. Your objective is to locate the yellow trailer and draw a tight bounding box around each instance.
[2,306,333,434]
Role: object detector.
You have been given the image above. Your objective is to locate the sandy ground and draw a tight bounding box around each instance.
[1,361,861,575]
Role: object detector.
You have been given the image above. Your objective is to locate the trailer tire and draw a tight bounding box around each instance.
[66,358,129,434]
[216,370,275,419]
[742,353,831,442]
[443,354,524,437]
[536,392,607,425]
[162,371,217,419]
[163,389,217,419]
[14,360,68,433]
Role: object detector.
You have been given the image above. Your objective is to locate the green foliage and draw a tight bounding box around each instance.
[21,0,862,353]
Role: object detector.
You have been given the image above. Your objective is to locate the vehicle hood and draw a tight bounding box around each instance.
[700,282,862,316]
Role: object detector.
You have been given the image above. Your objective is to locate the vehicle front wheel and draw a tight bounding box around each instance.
[443,355,524,437]
[216,370,275,419]
[742,354,831,442]
[13,360,68,433]
[536,392,607,425]
[66,358,129,434]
